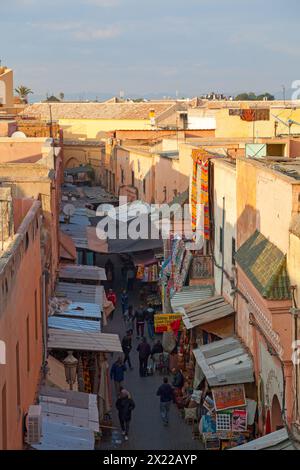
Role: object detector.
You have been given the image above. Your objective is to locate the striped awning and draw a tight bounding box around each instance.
[182,295,234,330]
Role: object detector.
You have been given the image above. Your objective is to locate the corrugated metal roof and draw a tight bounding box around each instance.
[31,421,95,450]
[55,282,103,306]
[193,336,254,387]
[48,316,101,332]
[67,215,91,226]
[231,428,295,450]
[182,295,235,330]
[39,386,99,431]
[60,223,87,249]
[56,302,101,319]
[48,328,122,352]
[59,264,106,282]
[171,285,214,311]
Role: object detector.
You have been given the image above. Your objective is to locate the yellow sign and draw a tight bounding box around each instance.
[154,313,183,333]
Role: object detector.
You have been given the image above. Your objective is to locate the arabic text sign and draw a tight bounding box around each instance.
[154,313,183,333]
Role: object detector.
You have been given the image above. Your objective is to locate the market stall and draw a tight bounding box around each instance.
[192,336,257,450]
[47,328,122,438]
[129,251,162,307]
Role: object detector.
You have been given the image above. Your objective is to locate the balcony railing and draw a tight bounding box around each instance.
[190,255,213,279]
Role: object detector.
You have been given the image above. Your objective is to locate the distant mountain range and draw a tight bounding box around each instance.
[28,89,288,104]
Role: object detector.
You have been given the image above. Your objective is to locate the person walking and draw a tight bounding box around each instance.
[137,337,151,377]
[172,367,185,389]
[156,377,175,426]
[116,389,135,441]
[122,330,133,370]
[110,357,126,395]
[151,339,164,371]
[134,305,145,338]
[120,289,129,317]
[126,265,135,291]
[151,339,163,356]
[124,305,134,333]
[144,303,155,340]
[105,259,114,287]
[107,288,117,320]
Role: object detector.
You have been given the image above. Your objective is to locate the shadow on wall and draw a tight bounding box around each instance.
[107,146,189,205]
[237,204,261,248]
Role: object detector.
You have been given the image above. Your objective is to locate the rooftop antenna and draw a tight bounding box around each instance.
[282,84,286,105]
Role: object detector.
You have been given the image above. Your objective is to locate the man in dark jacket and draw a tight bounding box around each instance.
[151,339,163,356]
[156,377,175,425]
[110,357,126,395]
[134,305,145,338]
[122,331,133,370]
[137,337,151,377]
[144,304,155,340]
[116,389,135,441]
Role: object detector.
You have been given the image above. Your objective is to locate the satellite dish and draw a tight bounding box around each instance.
[63,203,76,217]
[11,131,27,139]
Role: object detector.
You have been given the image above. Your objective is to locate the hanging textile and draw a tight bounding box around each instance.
[201,160,210,240]
[77,356,85,392]
[191,149,211,240]
[82,353,92,393]
[191,159,198,232]
[229,108,270,121]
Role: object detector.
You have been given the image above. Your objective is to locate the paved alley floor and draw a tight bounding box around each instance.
[99,285,204,451]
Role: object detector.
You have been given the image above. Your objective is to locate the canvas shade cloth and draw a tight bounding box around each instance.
[86,225,162,254]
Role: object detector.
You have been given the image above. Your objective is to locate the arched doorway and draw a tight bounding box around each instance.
[65,157,80,168]
[271,394,283,432]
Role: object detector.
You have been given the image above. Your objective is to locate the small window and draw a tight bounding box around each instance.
[219,227,223,254]
[232,237,236,265]
[143,178,146,194]
[131,171,135,187]
[121,167,125,184]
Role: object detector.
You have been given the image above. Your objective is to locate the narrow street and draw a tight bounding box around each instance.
[99,263,203,451]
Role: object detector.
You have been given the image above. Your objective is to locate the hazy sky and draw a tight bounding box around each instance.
[1,0,300,98]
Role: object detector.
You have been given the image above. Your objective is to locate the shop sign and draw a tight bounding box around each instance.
[212,384,246,411]
[154,313,183,333]
[232,410,247,431]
